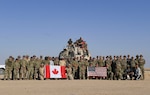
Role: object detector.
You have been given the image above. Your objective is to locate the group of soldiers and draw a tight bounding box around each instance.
[3,54,145,80]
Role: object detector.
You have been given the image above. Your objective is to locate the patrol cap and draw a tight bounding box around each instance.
[18,56,21,58]
[140,55,143,57]
[9,56,13,58]
[33,55,36,57]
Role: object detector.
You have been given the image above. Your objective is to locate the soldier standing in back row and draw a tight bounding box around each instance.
[130,57,136,77]
[28,57,35,80]
[72,58,79,79]
[121,56,127,80]
[115,56,122,80]
[127,55,131,66]
[4,56,13,80]
[111,56,117,80]
[20,56,28,80]
[12,59,20,80]
[34,57,41,80]
[105,56,113,80]
[98,56,105,67]
[138,55,145,80]
[79,58,86,80]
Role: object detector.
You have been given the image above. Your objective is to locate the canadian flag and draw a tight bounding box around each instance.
[44,65,66,79]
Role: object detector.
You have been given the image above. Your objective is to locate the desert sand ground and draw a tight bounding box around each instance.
[0,71,150,95]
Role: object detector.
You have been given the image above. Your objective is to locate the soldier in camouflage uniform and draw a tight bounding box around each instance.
[20,56,28,80]
[39,63,45,80]
[105,56,113,80]
[43,56,50,65]
[98,56,105,67]
[92,58,97,67]
[12,59,20,80]
[27,57,35,80]
[138,55,145,80]
[127,55,131,66]
[111,56,117,80]
[130,57,136,80]
[4,56,13,80]
[88,57,94,67]
[84,59,89,79]
[79,58,86,80]
[54,57,59,65]
[121,56,127,80]
[72,58,79,79]
[105,56,110,66]
[34,57,41,80]
[106,62,113,80]
[115,56,122,80]
[66,64,74,80]
[135,55,139,65]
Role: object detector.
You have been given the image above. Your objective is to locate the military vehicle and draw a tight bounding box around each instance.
[59,37,91,60]
[0,65,5,76]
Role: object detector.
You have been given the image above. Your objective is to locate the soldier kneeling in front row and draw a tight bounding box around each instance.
[39,63,45,80]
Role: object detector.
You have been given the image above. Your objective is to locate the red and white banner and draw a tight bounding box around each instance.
[44,65,66,79]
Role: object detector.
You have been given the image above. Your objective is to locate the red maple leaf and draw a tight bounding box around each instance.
[52,69,59,74]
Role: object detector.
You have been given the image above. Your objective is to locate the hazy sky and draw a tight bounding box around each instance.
[0,0,150,67]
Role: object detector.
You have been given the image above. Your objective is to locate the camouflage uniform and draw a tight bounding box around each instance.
[12,59,20,80]
[39,64,45,80]
[66,64,74,80]
[130,57,136,80]
[121,56,127,79]
[72,59,79,79]
[4,57,13,80]
[43,57,50,65]
[34,58,41,79]
[79,59,86,80]
[106,63,113,80]
[54,57,59,65]
[138,55,145,80]
[20,58,28,80]
[115,58,122,80]
[98,57,104,67]
[105,57,113,80]
[111,56,117,79]
[28,58,35,80]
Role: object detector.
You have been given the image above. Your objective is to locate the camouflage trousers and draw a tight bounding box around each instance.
[4,68,12,80]
[79,70,86,80]
[72,67,78,79]
[115,69,122,80]
[28,68,34,80]
[13,69,19,80]
[67,74,74,80]
[20,67,27,79]
[34,68,39,79]
[107,71,114,80]
[140,67,145,80]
